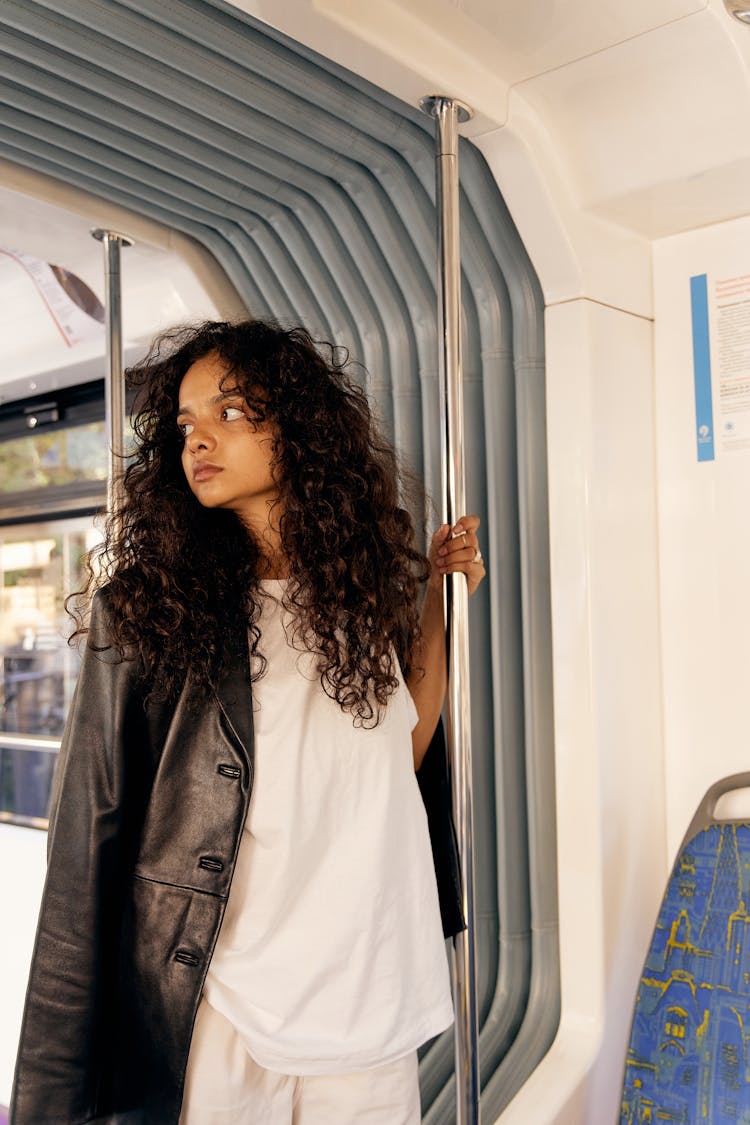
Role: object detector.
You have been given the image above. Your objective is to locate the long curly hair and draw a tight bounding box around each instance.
[72,319,430,725]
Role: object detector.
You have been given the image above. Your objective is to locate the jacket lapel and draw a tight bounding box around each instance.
[214,635,254,768]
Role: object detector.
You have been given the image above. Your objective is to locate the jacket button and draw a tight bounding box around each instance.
[199,856,224,872]
[217,763,241,779]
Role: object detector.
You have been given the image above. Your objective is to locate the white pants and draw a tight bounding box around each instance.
[179,998,422,1125]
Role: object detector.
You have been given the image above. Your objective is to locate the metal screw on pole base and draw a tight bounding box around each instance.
[419,95,480,1125]
[91,228,134,530]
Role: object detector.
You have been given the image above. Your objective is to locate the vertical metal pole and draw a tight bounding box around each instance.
[91,228,133,528]
[419,95,480,1125]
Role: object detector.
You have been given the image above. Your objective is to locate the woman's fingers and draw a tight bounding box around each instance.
[438,516,479,561]
[428,515,486,596]
[438,535,476,562]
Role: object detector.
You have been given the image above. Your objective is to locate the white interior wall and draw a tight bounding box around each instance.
[499,298,666,1125]
[0,825,47,1107]
[467,43,669,1121]
[654,216,750,857]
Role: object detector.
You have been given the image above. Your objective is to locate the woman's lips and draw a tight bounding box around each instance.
[193,462,222,482]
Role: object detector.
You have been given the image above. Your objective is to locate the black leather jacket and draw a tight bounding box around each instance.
[10,590,463,1125]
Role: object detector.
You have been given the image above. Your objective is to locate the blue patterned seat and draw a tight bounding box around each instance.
[622,773,750,1124]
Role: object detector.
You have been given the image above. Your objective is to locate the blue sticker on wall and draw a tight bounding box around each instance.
[690,274,715,463]
[621,822,750,1123]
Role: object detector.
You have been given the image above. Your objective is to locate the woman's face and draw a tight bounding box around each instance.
[178,352,280,530]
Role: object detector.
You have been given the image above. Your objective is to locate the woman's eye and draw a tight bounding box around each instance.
[222,406,246,422]
[178,421,194,436]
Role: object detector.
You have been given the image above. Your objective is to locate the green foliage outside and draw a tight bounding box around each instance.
[0,423,108,493]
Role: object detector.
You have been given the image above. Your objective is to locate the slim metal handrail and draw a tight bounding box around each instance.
[420,94,480,1125]
[0,812,49,830]
[91,228,133,528]
[0,733,60,751]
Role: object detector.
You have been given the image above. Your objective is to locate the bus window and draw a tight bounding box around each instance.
[0,516,99,825]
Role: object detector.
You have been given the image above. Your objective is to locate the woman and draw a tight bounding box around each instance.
[10,319,486,1125]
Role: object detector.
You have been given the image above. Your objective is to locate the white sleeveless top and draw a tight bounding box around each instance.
[203,580,453,1075]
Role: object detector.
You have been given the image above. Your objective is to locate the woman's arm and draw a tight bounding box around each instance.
[408,515,486,768]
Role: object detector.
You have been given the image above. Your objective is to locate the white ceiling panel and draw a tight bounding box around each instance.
[239,0,707,130]
[240,0,750,241]
[513,8,750,235]
[453,0,707,79]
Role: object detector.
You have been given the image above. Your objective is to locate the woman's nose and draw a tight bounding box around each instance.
[186,422,216,453]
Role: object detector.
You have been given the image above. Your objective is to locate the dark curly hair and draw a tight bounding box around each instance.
[71,319,430,725]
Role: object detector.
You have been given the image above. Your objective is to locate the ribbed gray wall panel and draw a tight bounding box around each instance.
[0,0,558,1117]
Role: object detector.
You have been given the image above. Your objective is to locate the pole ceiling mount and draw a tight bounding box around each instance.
[724,0,750,23]
[91,228,135,247]
[419,96,473,123]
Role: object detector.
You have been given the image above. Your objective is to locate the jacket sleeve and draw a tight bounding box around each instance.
[10,589,148,1125]
[416,718,466,939]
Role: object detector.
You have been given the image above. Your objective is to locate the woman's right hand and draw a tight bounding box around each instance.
[427,516,486,597]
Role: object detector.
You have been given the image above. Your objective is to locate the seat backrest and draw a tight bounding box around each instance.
[621,772,750,1124]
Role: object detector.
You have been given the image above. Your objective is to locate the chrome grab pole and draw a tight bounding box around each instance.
[91,228,133,528]
[419,95,480,1125]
